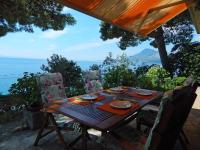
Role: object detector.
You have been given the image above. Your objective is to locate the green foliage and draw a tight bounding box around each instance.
[162,11,193,45]
[0,0,76,37]
[101,52,117,73]
[9,72,41,109]
[116,53,133,68]
[103,66,136,88]
[102,53,136,88]
[101,52,133,73]
[163,77,186,90]
[136,65,186,91]
[135,65,155,77]
[41,54,85,97]
[169,42,200,82]
[146,65,170,89]
[89,64,100,71]
[136,75,153,89]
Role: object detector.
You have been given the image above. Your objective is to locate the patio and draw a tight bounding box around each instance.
[0,1,199,150]
[0,88,199,150]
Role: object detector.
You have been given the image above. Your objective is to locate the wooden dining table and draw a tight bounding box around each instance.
[53,87,163,150]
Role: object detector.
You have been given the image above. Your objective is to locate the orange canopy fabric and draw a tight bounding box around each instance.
[60,0,192,36]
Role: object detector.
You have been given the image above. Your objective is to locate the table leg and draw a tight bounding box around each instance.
[34,113,49,146]
[49,113,68,150]
[101,131,108,150]
[82,125,88,150]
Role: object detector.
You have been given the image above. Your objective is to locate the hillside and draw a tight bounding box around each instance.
[129,48,161,66]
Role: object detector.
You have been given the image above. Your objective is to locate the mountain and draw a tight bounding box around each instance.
[129,49,161,66]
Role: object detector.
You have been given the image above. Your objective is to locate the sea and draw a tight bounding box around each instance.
[0,57,102,95]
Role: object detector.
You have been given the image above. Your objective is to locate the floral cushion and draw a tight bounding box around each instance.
[85,79,103,93]
[84,70,99,80]
[37,73,67,103]
[83,70,103,93]
[38,73,63,87]
[44,84,67,102]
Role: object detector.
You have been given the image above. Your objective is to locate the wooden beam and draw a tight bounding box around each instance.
[136,1,189,35]
[135,11,149,33]
[150,0,186,12]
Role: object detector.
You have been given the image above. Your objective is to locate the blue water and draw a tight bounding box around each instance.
[0,57,102,94]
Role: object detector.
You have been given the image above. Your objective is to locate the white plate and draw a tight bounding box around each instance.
[80,95,97,100]
[110,100,132,109]
[136,90,152,96]
[110,87,124,92]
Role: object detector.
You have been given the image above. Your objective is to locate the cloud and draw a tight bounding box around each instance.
[64,38,119,52]
[192,34,200,42]
[48,44,57,51]
[62,7,72,14]
[28,39,36,43]
[41,29,68,39]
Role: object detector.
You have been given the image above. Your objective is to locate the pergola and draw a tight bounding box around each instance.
[59,0,199,36]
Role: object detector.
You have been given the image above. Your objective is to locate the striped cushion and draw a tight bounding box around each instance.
[145,85,193,150]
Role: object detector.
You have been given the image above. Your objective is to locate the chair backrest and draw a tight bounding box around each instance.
[83,70,103,93]
[37,73,67,104]
[144,80,197,150]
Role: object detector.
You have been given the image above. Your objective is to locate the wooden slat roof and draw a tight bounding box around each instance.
[60,0,193,36]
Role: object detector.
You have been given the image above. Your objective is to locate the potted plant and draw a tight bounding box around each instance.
[9,72,44,129]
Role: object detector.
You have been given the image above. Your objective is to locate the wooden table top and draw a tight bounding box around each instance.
[55,87,163,131]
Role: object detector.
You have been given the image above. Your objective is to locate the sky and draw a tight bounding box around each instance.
[0,7,199,61]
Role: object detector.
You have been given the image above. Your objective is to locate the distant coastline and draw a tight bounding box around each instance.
[0,57,102,94]
[0,49,161,94]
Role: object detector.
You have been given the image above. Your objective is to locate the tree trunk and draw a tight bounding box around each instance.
[154,27,172,76]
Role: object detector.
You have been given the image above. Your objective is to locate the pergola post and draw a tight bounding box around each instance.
[189,2,200,34]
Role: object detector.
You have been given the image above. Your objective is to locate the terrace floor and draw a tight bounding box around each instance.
[0,88,199,150]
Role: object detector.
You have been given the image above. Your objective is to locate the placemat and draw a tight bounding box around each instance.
[127,91,157,100]
[97,101,140,116]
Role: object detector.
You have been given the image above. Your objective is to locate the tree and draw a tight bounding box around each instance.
[41,54,85,97]
[169,42,200,81]
[100,52,117,73]
[89,64,100,71]
[99,11,193,76]
[0,0,76,37]
[101,52,136,88]
[103,66,136,88]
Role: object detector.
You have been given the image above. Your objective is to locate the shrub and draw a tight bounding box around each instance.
[135,64,156,77]
[164,77,186,90]
[103,66,136,88]
[89,64,100,71]
[136,75,153,89]
[9,72,41,110]
[41,54,85,97]
[137,65,186,91]
[145,65,170,90]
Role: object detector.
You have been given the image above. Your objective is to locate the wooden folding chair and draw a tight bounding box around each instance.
[33,73,81,149]
[136,77,199,148]
[105,83,197,150]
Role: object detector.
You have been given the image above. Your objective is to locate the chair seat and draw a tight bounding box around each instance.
[137,109,158,127]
